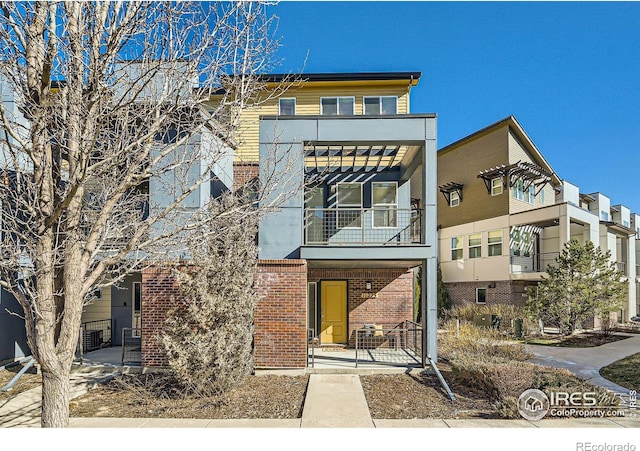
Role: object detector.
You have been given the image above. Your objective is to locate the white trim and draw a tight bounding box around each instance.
[363,96,398,115]
[451,236,463,260]
[468,233,482,259]
[320,96,356,115]
[278,97,296,115]
[487,229,503,257]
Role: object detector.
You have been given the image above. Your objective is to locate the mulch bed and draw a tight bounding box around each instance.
[70,374,309,419]
[527,332,630,348]
[0,363,41,401]
[361,367,497,419]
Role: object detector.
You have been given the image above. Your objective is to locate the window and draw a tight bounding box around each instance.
[491,178,503,196]
[539,188,545,204]
[623,220,630,227]
[512,179,524,201]
[451,236,463,260]
[321,97,354,115]
[488,230,502,257]
[279,98,296,115]
[527,185,535,204]
[132,281,142,338]
[476,288,487,304]
[450,190,460,207]
[363,96,397,115]
[336,182,362,228]
[372,182,397,227]
[469,233,482,259]
[601,210,609,221]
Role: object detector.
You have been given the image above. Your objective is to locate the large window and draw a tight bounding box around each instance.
[363,96,397,115]
[527,185,535,204]
[279,98,296,115]
[469,233,482,259]
[321,97,354,116]
[372,182,397,227]
[491,178,503,196]
[336,182,362,228]
[512,179,534,204]
[601,210,609,221]
[488,230,502,257]
[451,236,463,260]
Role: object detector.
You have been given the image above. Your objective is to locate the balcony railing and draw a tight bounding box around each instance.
[616,262,627,275]
[304,208,422,245]
[510,252,559,274]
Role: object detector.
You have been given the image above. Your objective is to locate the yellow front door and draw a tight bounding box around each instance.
[320,280,347,344]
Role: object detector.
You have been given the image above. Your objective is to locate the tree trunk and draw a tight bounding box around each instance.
[41,367,71,428]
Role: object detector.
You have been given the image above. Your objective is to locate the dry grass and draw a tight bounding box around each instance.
[0,362,41,401]
[599,352,640,391]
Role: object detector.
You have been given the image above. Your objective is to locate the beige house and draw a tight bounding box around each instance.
[438,116,638,320]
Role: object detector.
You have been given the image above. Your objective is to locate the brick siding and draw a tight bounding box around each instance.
[255,259,308,368]
[308,268,414,347]
[141,266,180,367]
[233,163,259,191]
[446,280,534,307]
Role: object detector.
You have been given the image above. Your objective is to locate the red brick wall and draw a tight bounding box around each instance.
[447,281,534,307]
[308,268,414,346]
[255,260,308,368]
[141,266,180,367]
[233,163,259,191]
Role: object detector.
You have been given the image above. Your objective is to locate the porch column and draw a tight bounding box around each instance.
[558,212,571,248]
[628,236,637,319]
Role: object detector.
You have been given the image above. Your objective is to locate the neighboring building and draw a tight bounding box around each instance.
[437,116,637,321]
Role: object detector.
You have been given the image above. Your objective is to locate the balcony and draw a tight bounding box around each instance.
[510,252,559,274]
[304,208,422,245]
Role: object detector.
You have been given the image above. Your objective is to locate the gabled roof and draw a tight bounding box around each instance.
[438,115,561,185]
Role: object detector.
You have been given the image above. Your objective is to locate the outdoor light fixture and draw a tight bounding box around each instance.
[365,282,372,290]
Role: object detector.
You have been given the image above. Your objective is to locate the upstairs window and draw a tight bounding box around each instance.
[279,98,296,115]
[469,233,482,259]
[512,179,524,201]
[491,178,503,196]
[601,210,609,221]
[450,190,460,207]
[527,185,535,204]
[488,230,502,257]
[336,182,362,228]
[539,188,545,204]
[372,182,397,227]
[321,97,354,116]
[363,96,397,115]
[623,220,630,228]
[451,237,463,260]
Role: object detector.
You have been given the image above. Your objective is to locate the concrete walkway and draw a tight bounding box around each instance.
[2,334,640,428]
[525,332,640,394]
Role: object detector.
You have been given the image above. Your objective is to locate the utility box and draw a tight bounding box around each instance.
[473,314,500,329]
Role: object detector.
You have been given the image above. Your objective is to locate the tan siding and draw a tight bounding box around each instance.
[437,126,510,228]
[508,129,556,214]
[81,286,112,323]
[234,83,411,162]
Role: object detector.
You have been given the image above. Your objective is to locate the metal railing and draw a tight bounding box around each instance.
[354,324,421,367]
[404,320,422,359]
[307,328,316,368]
[78,319,112,357]
[121,327,142,366]
[510,252,559,273]
[304,208,422,245]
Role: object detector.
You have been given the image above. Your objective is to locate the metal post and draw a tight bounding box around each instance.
[355,329,359,368]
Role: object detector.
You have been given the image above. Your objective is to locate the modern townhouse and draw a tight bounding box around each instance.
[78,71,439,369]
[437,116,637,321]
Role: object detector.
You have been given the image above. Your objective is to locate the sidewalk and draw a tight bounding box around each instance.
[2,372,638,428]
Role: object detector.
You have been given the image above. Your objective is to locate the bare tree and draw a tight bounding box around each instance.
[0,1,286,427]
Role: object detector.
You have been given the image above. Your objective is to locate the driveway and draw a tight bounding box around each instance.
[525,332,640,394]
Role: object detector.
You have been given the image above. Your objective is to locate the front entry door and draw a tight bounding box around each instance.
[320,280,347,344]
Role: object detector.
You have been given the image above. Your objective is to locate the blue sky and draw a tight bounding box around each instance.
[271,1,640,214]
